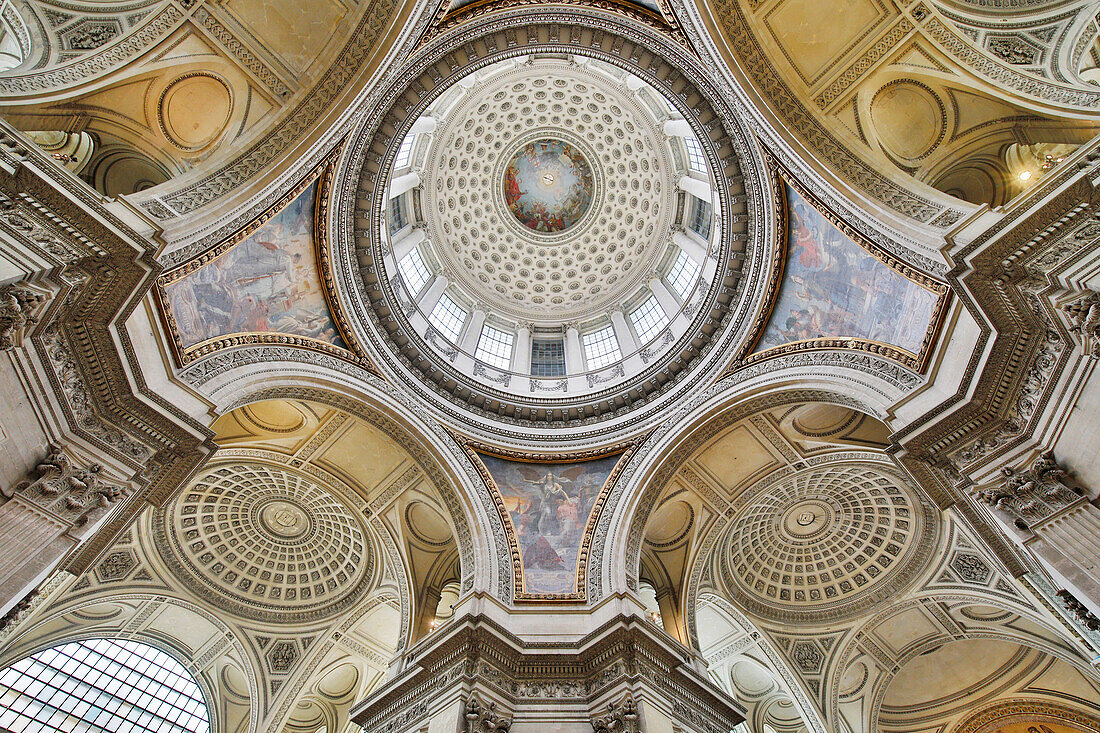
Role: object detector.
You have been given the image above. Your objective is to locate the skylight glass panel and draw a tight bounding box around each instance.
[394,134,415,169]
[476,325,514,369]
[667,250,701,300]
[429,293,466,343]
[683,135,706,172]
[531,339,566,377]
[582,325,622,369]
[629,295,669,344]
[398,248,431,295]
[0,638,210,733]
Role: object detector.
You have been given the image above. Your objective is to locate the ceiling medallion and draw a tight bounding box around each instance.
[503,138,594,234]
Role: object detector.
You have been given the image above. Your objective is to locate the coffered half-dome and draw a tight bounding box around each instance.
[333,23,773,442]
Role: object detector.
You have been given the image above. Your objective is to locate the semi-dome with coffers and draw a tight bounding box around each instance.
[717,463,937,623]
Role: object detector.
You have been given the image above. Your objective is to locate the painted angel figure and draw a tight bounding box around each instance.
[517,464,587,536]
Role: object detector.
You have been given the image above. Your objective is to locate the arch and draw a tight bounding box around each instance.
[189,369,501,605]
[607,377,903,609]
[827,590,1100,733]
[0,636,212,733]
[0,592,262,733]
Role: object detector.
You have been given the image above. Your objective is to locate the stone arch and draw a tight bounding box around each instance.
[827,589,1100,733]
[608,376,905,612]
[192,371,502,609]
[0,591,260,733]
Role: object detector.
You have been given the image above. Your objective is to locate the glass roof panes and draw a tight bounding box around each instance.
[0,638,211,733]
[398,248,432,295]
[430,293,467,343]
[582,325,622,369]
[667,250,701,300]
[629,295,669,345]
[476,325,514,369]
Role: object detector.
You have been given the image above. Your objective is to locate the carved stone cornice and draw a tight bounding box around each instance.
[889,149,1100,577]
[350,614,744,733]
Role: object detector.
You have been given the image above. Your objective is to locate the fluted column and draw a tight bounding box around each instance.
[673,229,707,265]
[0,445,125,617]
[459,309,486,353]
[610,309,638,355]
[513,323,532,374]
[979,451,1100,615]
[418,272,449,311]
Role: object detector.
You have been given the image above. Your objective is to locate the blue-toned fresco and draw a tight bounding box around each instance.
[758,185,938,356]
[478,453,619,595]
[504,139,594,233]
[164,182,345,350]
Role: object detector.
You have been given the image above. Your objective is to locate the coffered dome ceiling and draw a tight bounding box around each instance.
[718,462,936,623]
[334,36,772,440]
[154,462,374,623]
[422,59,675,323]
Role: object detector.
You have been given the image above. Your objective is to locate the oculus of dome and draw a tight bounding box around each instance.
[503,138,594,233]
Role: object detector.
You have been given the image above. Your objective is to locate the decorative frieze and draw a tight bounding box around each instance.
[351,614,743,733]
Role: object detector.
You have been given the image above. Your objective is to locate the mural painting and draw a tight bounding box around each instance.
[756,184,940,358]
[476,452,621,596]
[161,181,345,353]
[503,138,594,233]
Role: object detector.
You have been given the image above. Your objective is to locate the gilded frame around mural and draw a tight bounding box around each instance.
[733,157,951,373]
[455,434,639,603]
[152,150,369,368]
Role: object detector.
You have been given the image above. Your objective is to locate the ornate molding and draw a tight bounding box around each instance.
[976,450,1084,530]
[5,444,127,528]
[0,281,48,350]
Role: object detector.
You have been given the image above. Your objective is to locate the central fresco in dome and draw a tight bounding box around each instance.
[503,139,594,233]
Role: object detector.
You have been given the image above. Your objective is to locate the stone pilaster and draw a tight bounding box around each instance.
[978,451,1100,614]
[0,444,125,615]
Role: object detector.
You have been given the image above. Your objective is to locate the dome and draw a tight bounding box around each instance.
[416,57,679,325]
[336,49,771,439]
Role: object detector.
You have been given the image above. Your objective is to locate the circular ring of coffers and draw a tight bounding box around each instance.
[329,7,776,444]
